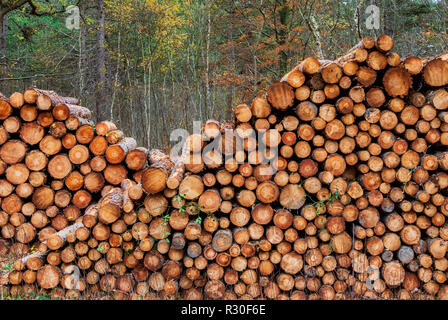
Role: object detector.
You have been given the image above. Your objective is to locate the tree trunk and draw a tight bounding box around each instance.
[204,3,211,118]
[225,3,235,119]
[79,2,86,99]
[0,13,6,79]
[95,0,107,121]
[1,14,6,59]
[278,0,290,75]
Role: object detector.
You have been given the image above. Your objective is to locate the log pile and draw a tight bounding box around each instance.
[1,34,448,300]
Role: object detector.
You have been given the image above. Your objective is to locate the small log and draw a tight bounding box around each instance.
[106,137,137,164]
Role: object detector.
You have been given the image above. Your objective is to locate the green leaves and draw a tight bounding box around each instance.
[305,190,341,216]
[162,213,170,225]
[173,193,186,202]
[1,263,13,271]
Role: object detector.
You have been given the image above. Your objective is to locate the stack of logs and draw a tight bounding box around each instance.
[1,34,448,300]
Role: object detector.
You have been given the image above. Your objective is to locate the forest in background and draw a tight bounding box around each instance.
[0,0,447,149]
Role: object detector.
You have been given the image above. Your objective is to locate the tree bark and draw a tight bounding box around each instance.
[225,2,235,119]
[79,2,87,99]
[204,3,211,117]
[278,0,290,75]
[0,13,6,79]
[95,0,107,121]
[1,14,6,59]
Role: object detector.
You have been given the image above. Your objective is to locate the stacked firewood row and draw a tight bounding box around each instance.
[0,89,151,298]
[1,34,448,300]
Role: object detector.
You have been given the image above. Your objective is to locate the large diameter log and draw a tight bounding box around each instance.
[376,34,394,52]
[141,159,173,194]
[149,218,171,240]
[324,154,346,176]
[252,204,274,225]
[266,82,294,111]
[398,246,414,264]
[125,147,148,171]
[205,280,225,299]
[212,229,233,252]
[382,261,405,287]
[230,207,250,227]
[429,238,447,259]
[279,184,306,209]
[171,233,186,250]
[16,223,36,243]
[330,232,352,254]
[234,104,252,122]
[0,100,12,120]
[382,67,412,97]
[299,57,321,74]
[203,119,221,139]
[428,89,448,110]
[401,225,421,245]
[32,186,55,209]
[321,62,342,84]
[185,134,204,153]
[20,122,45,145]
[178,175,204,200]
[98,188,123,224]
[103,164,127,185]
[296,101,318,121]
[282,68,306,88]
[251,97,271,118]
[198,189,221,213]
[367,51,387,70]
[0,140,27,164]
[37,265,61,289]
[356,66,377,87]
[424,58,448,87]
[280,252,303,274]
[105,137,137,164]
[255,181,279,203]
[48,154,72,179]
[404,56,423,75]
[144,194,168,217]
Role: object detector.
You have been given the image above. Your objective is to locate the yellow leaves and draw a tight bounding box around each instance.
[105,0,187,71]
[160,65,168,73]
